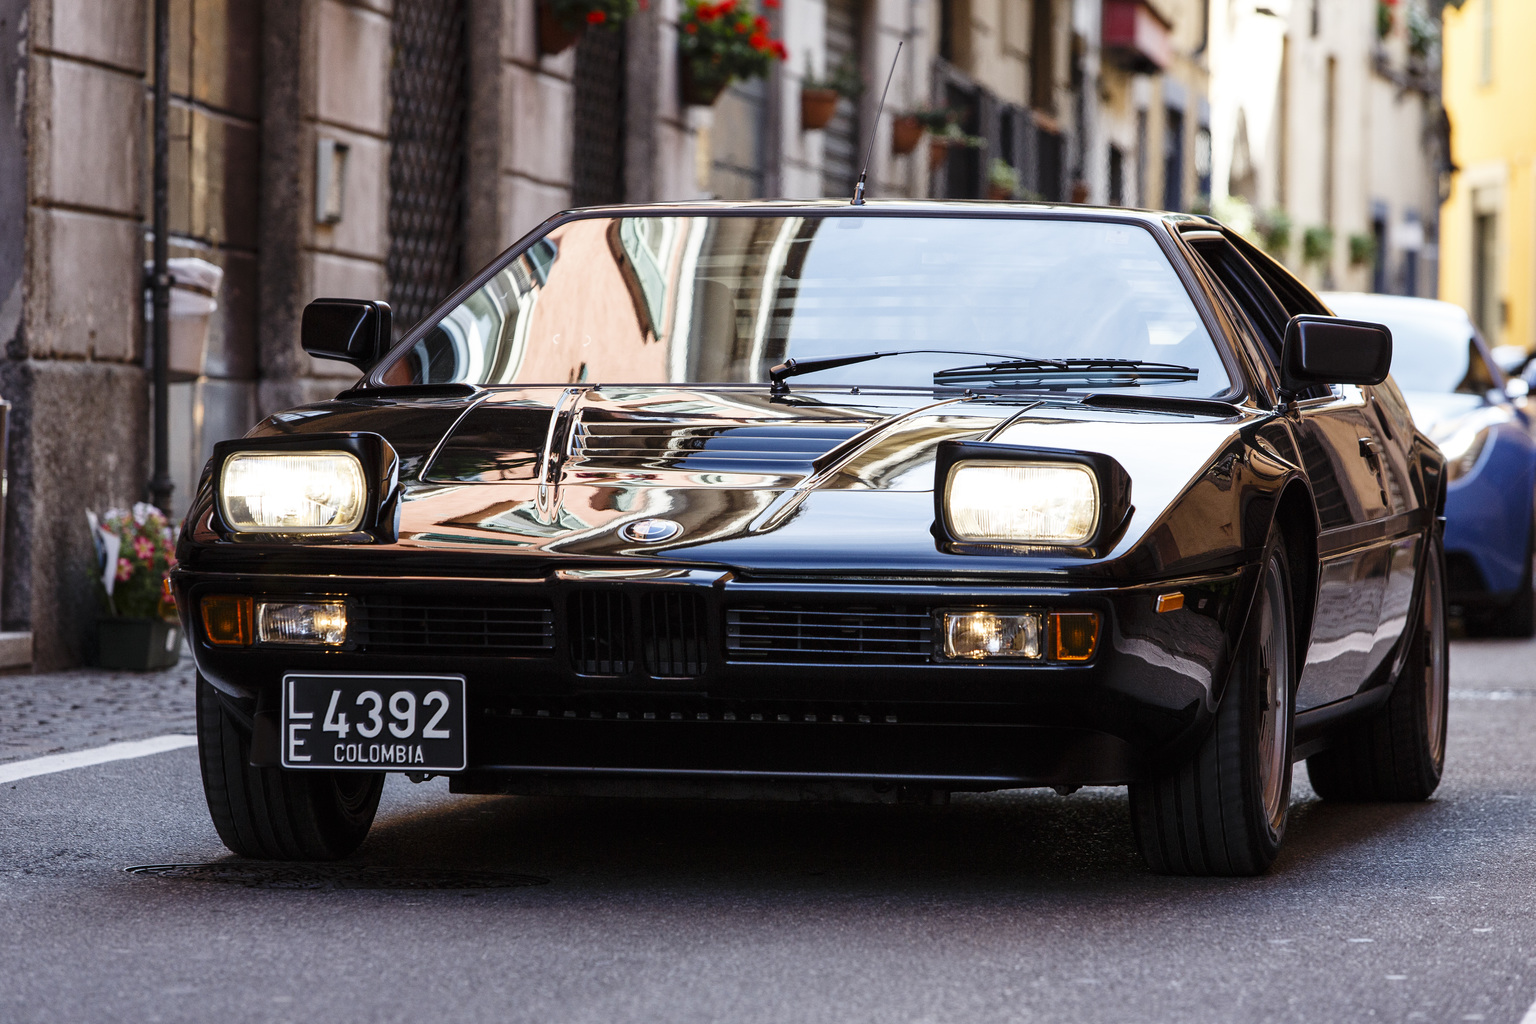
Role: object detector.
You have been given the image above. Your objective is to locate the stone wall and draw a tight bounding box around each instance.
[4,0,152,666]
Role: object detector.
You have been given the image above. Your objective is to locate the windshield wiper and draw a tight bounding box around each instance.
[932,357,1199,390]
[768,349,1024,395]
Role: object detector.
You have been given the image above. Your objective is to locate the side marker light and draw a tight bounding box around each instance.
[1051,612,1100,662]
[201,595,254,646]
[1156,592,1184,613]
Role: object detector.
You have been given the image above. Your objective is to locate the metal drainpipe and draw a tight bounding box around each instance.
[147,0,173,516]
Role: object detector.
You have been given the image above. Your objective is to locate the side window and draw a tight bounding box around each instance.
[1457,341,1499,396]
[1188,239,1290,365]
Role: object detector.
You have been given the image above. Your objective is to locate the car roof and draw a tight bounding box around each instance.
[555,198,1202,228]
[1320,291,1473,326]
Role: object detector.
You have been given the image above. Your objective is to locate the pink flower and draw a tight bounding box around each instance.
[133,537,155,561]
[116,558,132,583]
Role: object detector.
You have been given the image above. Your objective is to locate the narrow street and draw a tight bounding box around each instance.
[1,636,1533,1023]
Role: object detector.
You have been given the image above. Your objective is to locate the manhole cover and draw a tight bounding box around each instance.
[125,863,549,890]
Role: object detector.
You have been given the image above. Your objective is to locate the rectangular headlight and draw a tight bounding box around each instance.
[257,601,348,645]
[219,452,367,533]
[944,462,1099,544]
[942,611,1043,659]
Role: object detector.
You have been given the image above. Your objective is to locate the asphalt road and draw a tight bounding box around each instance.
[2,639,1535,1024]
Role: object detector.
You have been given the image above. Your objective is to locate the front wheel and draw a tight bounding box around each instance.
[197,675,384,860]
[1306,537,1448,801]
[1129,528,1296,876]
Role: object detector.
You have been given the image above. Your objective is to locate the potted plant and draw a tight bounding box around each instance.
[1256,208,1292,260]
[1377,0,1397,41]
[1303,225,1335,269]
[537,0,638,57]
[987,158,1020,200]
[928,121,984,172]
[677,0,787,107]
[90,504,181,671]
[1349,232,1378,269]
[800,55,862,131]
[891,105,956,156]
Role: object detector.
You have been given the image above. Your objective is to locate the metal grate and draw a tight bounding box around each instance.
[726,606,935,664]
[571,421,859,476]
[641,592,709,677]
[358,598,553,654]
[569,591,635,675]
[572,25,626,207]
[388,0,468,334]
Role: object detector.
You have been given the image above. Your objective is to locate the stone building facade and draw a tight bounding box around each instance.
[1207,0,1447,295]
[0,0,1212,668]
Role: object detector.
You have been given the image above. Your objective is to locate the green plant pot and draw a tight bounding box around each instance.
[96,617,182,671]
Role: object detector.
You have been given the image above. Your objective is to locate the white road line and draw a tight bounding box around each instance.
[0,735,196,785]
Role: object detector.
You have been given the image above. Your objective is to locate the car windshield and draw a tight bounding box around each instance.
[377,214,1232,397]
[1325,296,1494,395]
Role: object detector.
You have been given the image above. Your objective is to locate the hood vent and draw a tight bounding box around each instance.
[569,420,863,478]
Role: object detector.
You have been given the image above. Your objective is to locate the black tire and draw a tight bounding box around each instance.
[197,675,384,860]
[1129,528,1296,876]
[1465,522,1535,638]
[1306,537,1448,802]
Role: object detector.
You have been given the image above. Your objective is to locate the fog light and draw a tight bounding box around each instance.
[201,595,253,647]
[256,601,348,645]
[942,611,1043,659]
[1051,612,1100,661]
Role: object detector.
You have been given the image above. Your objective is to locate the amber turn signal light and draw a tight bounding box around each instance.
[201,595,254,647]
[1051,611,1100,662]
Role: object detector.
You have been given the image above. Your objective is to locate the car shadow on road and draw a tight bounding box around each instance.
[294,782,1468,897]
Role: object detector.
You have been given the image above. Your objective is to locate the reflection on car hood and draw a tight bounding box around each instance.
[304,385,1253,571]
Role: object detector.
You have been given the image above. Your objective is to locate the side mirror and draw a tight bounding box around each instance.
[1279,315,1392,393]
[301,298,392,370]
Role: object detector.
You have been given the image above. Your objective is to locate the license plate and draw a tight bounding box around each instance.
[281,674,467,772]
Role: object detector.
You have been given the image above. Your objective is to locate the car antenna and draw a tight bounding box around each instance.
[851,40,902,206]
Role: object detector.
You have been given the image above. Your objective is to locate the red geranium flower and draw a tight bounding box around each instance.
[749,31,767,48]
[683,21,697,32]
[586,9,606,23]
[763,0,779,7]
[771,40,787,59]
[736,20,749,33]
[754,15,768,29]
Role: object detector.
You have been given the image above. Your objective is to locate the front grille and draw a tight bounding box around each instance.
[570,421,861,476]
[725,606,935,664]
[641,592,709,676]
[569,591,635,675]
[358,598,552,654]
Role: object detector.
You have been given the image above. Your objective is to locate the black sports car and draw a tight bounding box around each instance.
[175,201,1448,876]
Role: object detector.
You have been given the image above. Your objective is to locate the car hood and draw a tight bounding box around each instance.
[249,385,1254,576]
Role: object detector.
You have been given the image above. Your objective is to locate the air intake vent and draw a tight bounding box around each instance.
[569,591,634,674]
[358,598,553,654]
[641,592,708,677]
[570,421,861,476]
[725,606,935,664]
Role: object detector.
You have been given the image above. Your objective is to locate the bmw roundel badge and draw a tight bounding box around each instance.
[619,518,683,543]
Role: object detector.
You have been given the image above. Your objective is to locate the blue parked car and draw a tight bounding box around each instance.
[1325,292,1536,635]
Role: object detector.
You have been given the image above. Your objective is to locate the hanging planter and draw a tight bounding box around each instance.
[928,138,951,171]
[537,0,637,57]
[678,0,787,107]
[801,88,839,130]
[799,55,862,131]
[891,114,924,155]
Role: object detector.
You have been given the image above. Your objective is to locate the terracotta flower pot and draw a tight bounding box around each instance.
[680,61,727,106]
[800,88,839,131]
[928,139,951,172]
[987,183,1013,201]
[891,114,924,155]
[537,1,582,56]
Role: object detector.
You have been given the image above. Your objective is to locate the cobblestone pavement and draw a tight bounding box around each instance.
[0,654,197,764]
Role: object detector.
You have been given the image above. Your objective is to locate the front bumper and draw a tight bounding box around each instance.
[175,566,1249,789]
